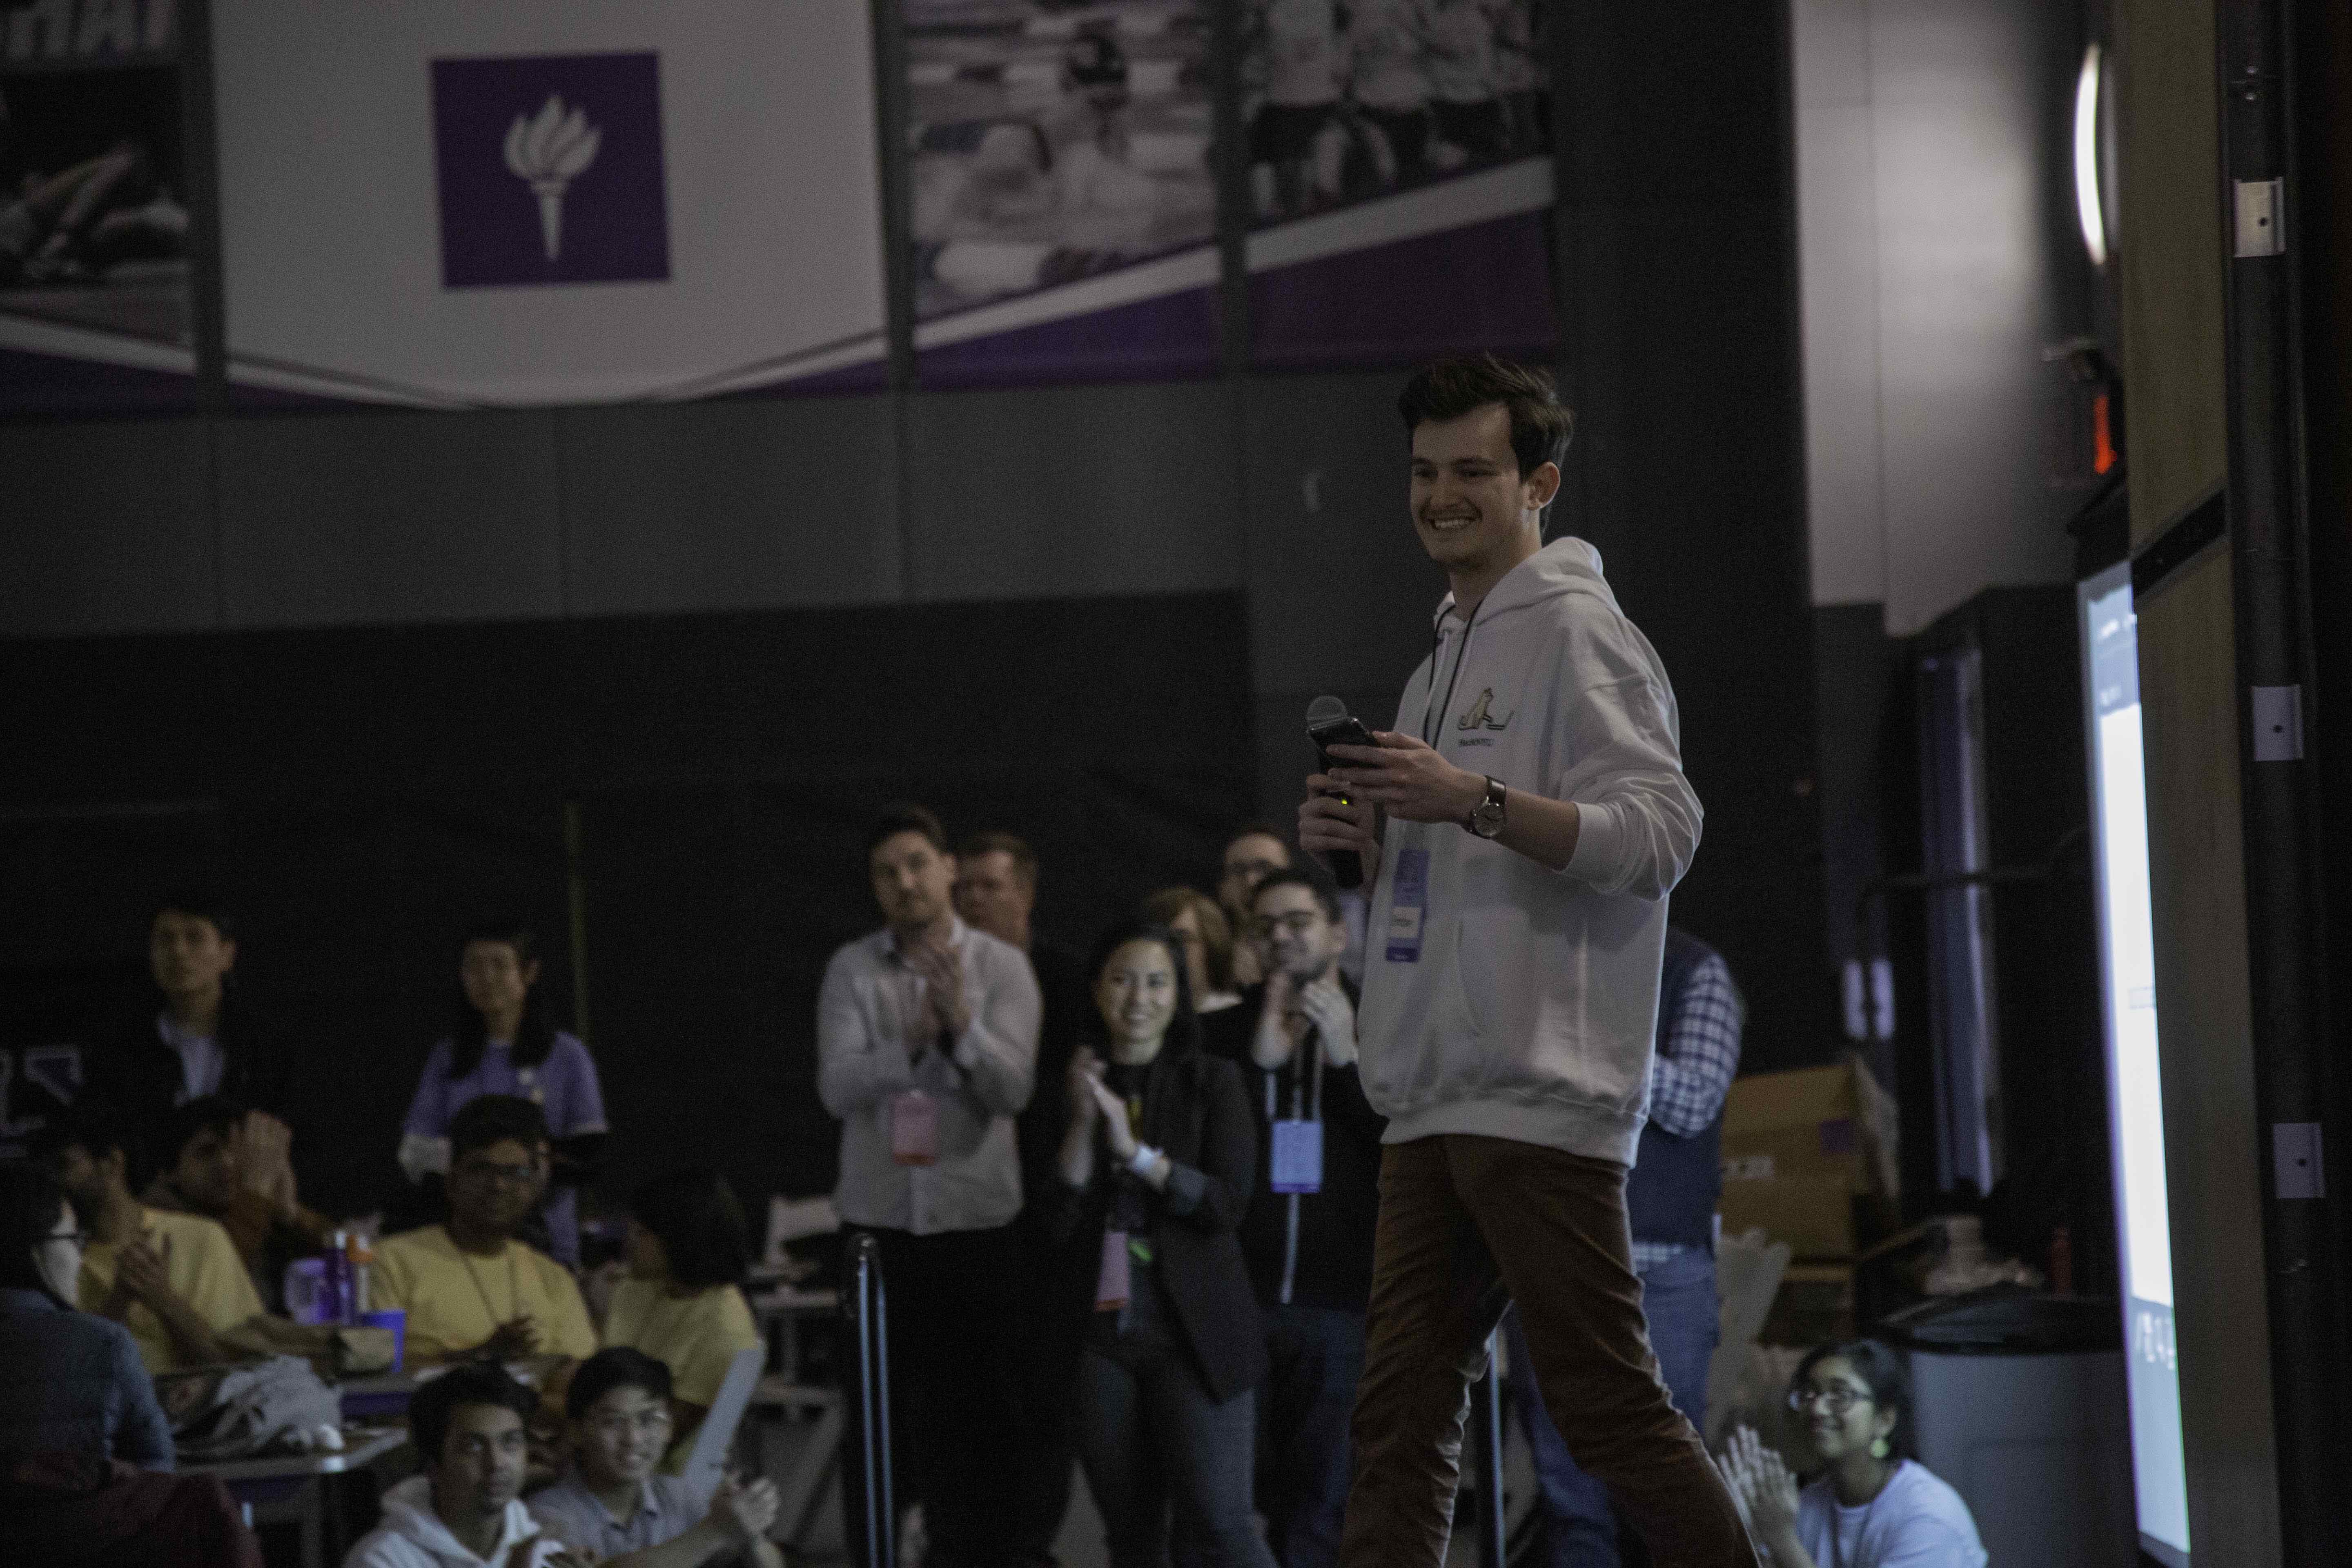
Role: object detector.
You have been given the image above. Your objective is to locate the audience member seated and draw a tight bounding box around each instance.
[143,1095,334,1313]
[1050,919,1274,1568]
[529,1348,784,1568]
[953,829,1094,1562]
[817,803,1040,1568]
[1,1165,263,1568]
[1214,826,1293,989]
[0,1163,174,1470]
[399,920,608,1267]
[343,1362,563,1568]
[1139,886,1246,1043]
[1229,868,1384,1568]
[1719,1340,1988,1568]
[602,1168,761,1470]
[82,893,293,1183]
[35,1101,267,1374]
[373,1095,597,1371]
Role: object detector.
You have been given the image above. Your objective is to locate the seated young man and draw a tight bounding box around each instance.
[36,1100,268,1374]
[144,1094,334,1312]
[530,1348,784,1567]
[345,1361,567,1568]
[372,1094,597,1370]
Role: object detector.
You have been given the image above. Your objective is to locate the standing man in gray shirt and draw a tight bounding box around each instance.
[817,803,1042,1568]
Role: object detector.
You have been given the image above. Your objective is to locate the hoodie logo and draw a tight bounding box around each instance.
[1458,689,1513,732]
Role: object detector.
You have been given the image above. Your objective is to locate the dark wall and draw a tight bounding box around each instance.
[2,3,1838,1197]
[0,595,1255,1216]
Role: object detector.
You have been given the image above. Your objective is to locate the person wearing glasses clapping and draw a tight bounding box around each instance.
[1717,1341,1986,1568]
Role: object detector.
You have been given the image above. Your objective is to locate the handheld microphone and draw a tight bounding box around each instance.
[1305,695,1374,890]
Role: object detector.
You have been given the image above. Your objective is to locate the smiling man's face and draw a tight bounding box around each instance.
[1408,402,1551,576]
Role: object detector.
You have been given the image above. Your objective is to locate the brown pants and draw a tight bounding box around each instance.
[1339,1135,1755,1568]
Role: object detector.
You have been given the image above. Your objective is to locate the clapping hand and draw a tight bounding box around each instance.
[905,941,971,1042]
[109,1234,172,1312]
[1087,1074,1140,1163]
[710,1473,782,1545]
[238,1110,298,1212]
[480,1316,541,1362]
[1720,1425,1802,1546]
[1296,973,1358,1067]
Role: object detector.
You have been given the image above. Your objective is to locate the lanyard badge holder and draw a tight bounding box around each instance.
[1268,1033,1325,1194]
[888,964,944,1167]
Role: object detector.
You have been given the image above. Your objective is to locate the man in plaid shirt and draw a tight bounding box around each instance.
[1506,929,1746,1568]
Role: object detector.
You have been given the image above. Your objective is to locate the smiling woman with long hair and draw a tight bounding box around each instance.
[1049,918,1274,1568]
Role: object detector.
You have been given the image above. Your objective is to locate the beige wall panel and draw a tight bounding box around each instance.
[2115,0,2228,542]
[2137,550,2282,1564]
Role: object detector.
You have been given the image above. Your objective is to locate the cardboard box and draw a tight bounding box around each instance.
[1761,1264,1857,1351]
[1718,1059,1898,1259]
[1719,1173,1858,1260]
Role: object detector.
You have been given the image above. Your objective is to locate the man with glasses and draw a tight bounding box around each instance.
[1217,824,1295,989]
[371,1094,596,1370]
[1225,868,1386,1568]
[529,1348,786,1566]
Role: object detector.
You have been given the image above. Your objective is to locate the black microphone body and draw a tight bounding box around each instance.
[1305,696,1373,890]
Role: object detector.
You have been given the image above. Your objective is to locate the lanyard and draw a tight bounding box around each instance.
[1421,606,1481,746]
[1830,1477,1886,1568]
[1262,1027,1325,1125]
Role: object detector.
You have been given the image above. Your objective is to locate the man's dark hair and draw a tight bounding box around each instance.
[449,1094,549,1163]
[1397,355,1575,481]
[1250,865,1343,924]
[449,919,557,1080]
[867,803,950,862]
[31,1100,148,1192]
[1793,1339,1918,1462]
[565,1346,675,1421]
[0,1163,76,1307]
[154,890,236,944]
[630,1166,751,1293]
[410,1362,538,1463]
[156,1095,247,1175]
[956,831,1038,885]
[1084,918,1202,1058]
[1222,823,1292,855]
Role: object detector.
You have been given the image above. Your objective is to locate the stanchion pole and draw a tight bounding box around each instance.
[847,1233,895,1568]
[1472,1328,1506,1567]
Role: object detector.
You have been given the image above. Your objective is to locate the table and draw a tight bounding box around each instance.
[185,1425,411,1568]
[339,1371,417,1422]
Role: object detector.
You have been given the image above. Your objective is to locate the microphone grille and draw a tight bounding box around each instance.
[1306,695,1349,725]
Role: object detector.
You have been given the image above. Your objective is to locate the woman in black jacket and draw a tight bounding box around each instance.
[1053,919,1275,1568]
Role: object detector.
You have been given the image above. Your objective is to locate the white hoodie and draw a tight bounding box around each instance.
[344,1474,566,1568]
[1360,537,1702,1165]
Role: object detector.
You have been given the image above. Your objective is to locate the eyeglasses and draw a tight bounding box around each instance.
[45,1229,90,1247]
[589,1409,674,1441]
[1787,1385,1873,1416]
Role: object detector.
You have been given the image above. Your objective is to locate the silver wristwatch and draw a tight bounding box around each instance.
[1466,775,1508,838]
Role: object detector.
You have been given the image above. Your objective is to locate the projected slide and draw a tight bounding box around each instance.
[2080,568,2189,1566]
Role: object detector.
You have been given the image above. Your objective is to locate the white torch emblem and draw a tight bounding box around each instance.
[503,95,602,261]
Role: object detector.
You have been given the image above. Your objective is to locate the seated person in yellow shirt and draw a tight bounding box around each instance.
[372,1094,597,1371]
[605,1167,763,1469]
[36,1100,267,1374]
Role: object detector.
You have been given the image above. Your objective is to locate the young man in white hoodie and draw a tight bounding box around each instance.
[343,1363,573,1568]
[1300,356,1754,1566]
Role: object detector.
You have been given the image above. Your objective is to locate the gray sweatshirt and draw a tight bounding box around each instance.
[1360,537,1702,1165]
